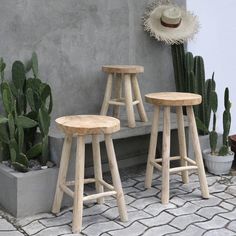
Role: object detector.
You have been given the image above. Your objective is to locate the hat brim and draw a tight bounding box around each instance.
[144,5,199,44]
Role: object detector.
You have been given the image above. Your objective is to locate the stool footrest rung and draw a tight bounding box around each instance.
[169,166,198,173]
[99,179,114,190]
[155,156,180,163]
[65,179,114,190]
[151,161,162,171]
[155,156,196,165]
[183,157,196,165]
[60,185,74,198]
[65,178,96,186]
[83,191,117,202]
[60,183,117,201]
[151,155,198,173]
[109,98,139,106]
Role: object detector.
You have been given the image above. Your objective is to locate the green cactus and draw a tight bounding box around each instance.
[26,143,42,159]
[171,44,215,135]
[210,117,218,155]
[205,73,216,130]
[31,52,39,78]
[41,136,49,165]
[2,82,14,114]
[0,58,6,82]
[218,88,231,156]
[171,44,185,92]
[184,52,194,92]
[194,56,206,126]
[0,52,53,172]
[12,61,26,90]
[209,87,218,155]
[203,86,232,156]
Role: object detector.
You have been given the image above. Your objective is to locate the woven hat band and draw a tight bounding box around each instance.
[160,18,181,28]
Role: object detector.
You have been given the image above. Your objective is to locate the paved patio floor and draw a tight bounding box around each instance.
[0,164,236,236]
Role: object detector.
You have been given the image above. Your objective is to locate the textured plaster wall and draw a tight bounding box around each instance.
[0,0,184,122]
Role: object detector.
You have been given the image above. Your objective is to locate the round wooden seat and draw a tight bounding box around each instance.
[102,65,144,74]
[53,115,127,233]
[145,92,202,106]
[56,115,120,135]
[101,65,147,128]
[145,91,209,205]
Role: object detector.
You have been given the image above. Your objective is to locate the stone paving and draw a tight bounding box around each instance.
[1,165,236,236]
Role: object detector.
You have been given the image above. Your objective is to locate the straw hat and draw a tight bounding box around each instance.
[144,0,199,44]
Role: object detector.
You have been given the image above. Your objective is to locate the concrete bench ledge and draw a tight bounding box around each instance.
[49,111,189,144]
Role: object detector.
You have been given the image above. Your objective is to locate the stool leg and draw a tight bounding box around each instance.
[124,74,135,128]
[92,135,104,204]
[105,134,128,222]
[162,106,171,204]
[176,106,189,184]
[100,73,113,115]
[113,74,122,118]
[131,74,148,122]
[52,135,72,214]
[145,106,160,188]
[186,106,209,199]
[72,136,85,233]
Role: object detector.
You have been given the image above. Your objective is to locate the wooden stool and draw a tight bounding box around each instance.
[100,65,148,128]
[52,115,128,233]
[145,92,210,204]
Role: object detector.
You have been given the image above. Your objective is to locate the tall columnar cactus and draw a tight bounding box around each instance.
[209,87,218,155]
[171,44,185,92]
[171,44,215,135]
[184,52,195,93]
[205,74,216,132]
[218,88,231,156]
[0,52,53,171]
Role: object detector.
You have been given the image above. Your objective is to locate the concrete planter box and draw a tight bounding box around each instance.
[0,164,58,218]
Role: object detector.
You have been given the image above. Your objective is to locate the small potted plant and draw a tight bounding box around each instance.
[202,86,234,175]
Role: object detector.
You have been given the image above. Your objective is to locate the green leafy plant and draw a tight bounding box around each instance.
[0,52,53,172]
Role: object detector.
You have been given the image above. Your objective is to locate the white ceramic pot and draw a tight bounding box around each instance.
[203,149,234,175]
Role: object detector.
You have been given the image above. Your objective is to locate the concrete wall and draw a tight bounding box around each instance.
[0,0,184,121]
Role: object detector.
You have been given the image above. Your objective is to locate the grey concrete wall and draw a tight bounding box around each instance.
[0,0,184,121]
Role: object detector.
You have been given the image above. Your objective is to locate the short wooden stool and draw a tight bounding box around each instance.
[100,65,148,128]
[52,115,128,233]
[145,92,210,204]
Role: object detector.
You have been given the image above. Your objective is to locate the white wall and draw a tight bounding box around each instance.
[187,0,236,134]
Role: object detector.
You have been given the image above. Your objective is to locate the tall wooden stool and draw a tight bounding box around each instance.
[100,65,148,128]
[52,115,128,233]
[145,92,209,204]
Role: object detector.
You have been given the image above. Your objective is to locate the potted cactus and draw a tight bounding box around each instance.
[0,52,52,172]
[171,45,225,159]
[202,87,234,175]
[0,53,57,217]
